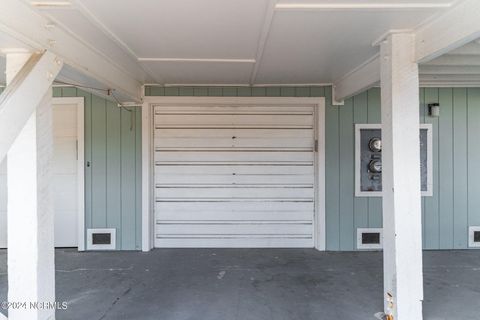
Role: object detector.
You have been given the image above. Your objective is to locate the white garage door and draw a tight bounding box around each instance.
[153,104,316,248]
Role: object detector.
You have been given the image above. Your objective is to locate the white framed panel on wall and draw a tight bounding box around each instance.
[355,123,432,197]
[142,97,325,251]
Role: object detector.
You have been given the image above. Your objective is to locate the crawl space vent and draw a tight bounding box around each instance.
[469,226,480,248]
[357,228,383,250]
[87,228,116,250]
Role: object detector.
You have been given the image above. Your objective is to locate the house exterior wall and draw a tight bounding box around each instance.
[53,87,142,250]
[145,85,480,251]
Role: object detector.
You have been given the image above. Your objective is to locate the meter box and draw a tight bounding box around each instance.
[355,124,432,197]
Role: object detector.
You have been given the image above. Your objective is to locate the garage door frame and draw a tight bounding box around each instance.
[141,96,325,251]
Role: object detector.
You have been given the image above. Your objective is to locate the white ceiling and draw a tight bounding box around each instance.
[1,0,479,89]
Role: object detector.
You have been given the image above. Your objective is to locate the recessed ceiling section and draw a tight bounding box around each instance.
[78,0,269,59]
[255,6,452,84]
[140,60,254,85]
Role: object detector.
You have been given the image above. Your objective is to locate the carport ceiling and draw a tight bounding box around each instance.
[5,0,479,87]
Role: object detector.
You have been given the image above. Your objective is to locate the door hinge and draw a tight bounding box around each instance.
[314,139,318,152]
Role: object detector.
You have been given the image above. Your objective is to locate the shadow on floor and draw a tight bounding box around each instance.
[0,249,479,320]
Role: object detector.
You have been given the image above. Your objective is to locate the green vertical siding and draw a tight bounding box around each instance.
[146,85,480,251]
[54,88,142,250]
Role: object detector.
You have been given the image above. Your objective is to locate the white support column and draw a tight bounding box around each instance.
[380,33,423,320]
[6,52,56,320]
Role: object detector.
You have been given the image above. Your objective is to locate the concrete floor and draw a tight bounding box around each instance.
[0,249,479,320]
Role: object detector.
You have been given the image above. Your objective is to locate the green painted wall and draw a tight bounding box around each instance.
[53,87,142,250]
[145,85,480,251]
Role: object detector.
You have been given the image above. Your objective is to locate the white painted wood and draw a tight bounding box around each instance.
[6,49,56,319]
[415,0,480,63]
[52,97,85,249]
[314,100,326,251]
[0,0,143,101]
[380,33,423,320]
[0,97,85,250]
[143,97,324,249]
[249,0,278,84]
[357,228,383,250]
[333,54,380,102]
[154,104,315,247]
[468,226,480,248]
[0,51,63,163]
[141,98,154,251]
[0,160,6,248]
[155,237,312,248]
[354,124,433,197]
[275,2,454,10]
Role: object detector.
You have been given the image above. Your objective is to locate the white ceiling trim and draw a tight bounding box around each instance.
[70,0,138,59]
[415,0,480,63]
[68,0,158,83]
[0,0,142,101]
[36,11,144,82]
[138,58,256,63]
[332,54,380,102]
[275,2,454,11]
[148,83,332,87]
[249,0,277,85]
[419,65,480,74]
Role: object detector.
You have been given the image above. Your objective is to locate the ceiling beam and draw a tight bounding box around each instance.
[0,0,142,102]
[419,65,480,74]
[415,0,480,63]
[250,0,277,84]
[275,2,453,10]
[423,54,480,66]
[332,54,380,103]
[0,51,62,163]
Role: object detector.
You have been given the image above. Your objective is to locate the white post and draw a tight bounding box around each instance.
[6,52,56,320]
[380,33,424,320]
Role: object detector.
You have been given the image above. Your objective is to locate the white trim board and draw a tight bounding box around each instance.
[469,226,480,248]
[52,97,86,251]
[354,123,433,197]
[141,96,326,251]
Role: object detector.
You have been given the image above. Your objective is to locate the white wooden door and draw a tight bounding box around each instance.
[52,102,79,247]
[0,99,82,248]
[153,104,315,248]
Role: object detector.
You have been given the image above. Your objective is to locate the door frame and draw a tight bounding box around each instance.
[52,97,85,251]
[141,96,325,251]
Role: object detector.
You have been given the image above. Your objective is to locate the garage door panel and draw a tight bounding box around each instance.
[153,104,316,248]
[155,139,312,150]
[156,211,313,221]
[155,151,313,163]
[155,186,314,199]
[154,105,314,114]
[154,238,312,248]
[155,114,313,128]
[155,165,314,175]
[156,201,314,214]
[155,223,312,235]
[156,174,313,185]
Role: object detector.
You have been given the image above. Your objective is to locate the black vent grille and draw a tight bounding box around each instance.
[474,231,480,243]
[362,232,380,244]
[92,233,111,245]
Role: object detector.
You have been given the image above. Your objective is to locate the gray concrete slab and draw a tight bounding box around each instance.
[0,249,479,320]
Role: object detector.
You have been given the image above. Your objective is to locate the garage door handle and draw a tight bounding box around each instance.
[87,161,91,168]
